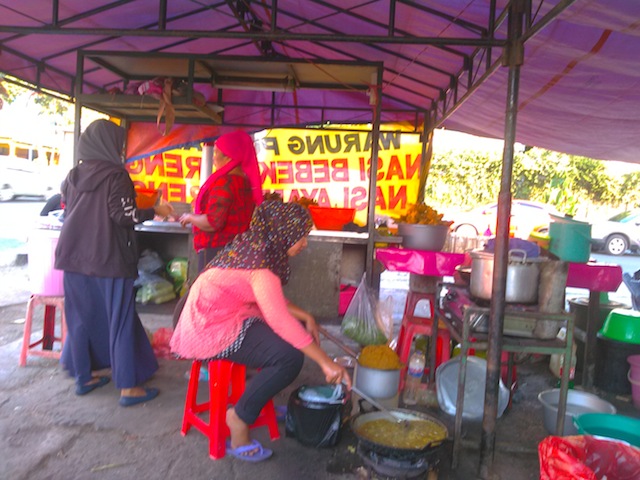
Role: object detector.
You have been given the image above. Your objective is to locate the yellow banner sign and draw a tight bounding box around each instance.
[127,127,423,225]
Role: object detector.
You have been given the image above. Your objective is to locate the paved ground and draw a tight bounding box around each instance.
[1,254,639,480]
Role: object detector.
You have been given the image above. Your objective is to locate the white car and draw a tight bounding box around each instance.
[0,165,59,201]
[444,200,562,239]
[590,210,640,256]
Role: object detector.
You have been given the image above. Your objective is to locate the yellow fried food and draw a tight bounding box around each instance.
[357,418,447,449]
[398,203,452,226]
[358,345,402,370]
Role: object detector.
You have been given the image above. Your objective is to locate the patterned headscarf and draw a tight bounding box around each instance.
[209,200,313,285]
[195,130,263,213]
[77,119,125,165]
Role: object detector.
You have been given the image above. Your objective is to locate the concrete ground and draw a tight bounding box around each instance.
[1,254,639,480]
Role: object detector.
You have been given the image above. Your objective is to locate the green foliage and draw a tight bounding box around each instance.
[424,145,639,214]
[0,75,72,123]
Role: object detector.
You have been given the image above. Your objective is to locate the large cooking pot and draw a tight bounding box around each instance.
[354,362,401,399]
[470,249,544,303]
[351,408,449,460]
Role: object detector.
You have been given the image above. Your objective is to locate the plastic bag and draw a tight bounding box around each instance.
[285,385,350,448]
[166,257,188,296]
[340,274,387,346]
[151,327,174,359]
[137,249,165,275]
[539,435,640,480]
[135,273,176,304]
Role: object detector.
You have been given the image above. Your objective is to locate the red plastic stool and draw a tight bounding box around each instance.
[396,316,451,390]
[19,294,66,367]
[181,359,280,460]
[403,290,436,321]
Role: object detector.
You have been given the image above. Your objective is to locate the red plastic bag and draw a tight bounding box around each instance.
[539,435,640,480]
[152,327,174,359]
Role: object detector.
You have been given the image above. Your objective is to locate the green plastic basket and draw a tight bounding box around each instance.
[573,413,640,447]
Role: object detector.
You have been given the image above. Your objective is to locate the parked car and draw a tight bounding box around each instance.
[590,210,640,256]
[0,165,59,201]
[444,199,562,239]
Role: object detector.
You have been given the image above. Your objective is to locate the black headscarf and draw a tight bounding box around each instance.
[77,119,125,165]
[209,200,313,285]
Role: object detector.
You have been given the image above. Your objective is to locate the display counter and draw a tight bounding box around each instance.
[284,231,401,319]
[134,223,402,319]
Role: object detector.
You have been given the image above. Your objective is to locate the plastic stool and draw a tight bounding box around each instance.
[19,294,66,367]
[181,359,280,460]
[396,316,451,390]
[403,290,436,321]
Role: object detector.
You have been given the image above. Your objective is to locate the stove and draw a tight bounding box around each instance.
[356,442,440,479]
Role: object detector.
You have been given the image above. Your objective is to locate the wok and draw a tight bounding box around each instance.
[351,408,449,460]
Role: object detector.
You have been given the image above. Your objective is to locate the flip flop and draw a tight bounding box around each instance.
[119,387,159,407]
[75,376,110,396]
[225,439,273,463]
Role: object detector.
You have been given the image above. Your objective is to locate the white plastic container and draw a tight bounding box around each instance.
[27,227,64,296]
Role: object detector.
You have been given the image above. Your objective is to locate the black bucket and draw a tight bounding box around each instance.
[569,297,627,379]
[594,333,640,394]
[285,385,351,448]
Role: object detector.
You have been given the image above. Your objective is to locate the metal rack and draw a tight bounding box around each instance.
[430,283,575,468]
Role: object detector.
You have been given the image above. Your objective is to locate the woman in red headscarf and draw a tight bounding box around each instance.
[179,130,263,272]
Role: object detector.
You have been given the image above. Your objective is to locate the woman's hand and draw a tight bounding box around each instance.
[301,343,352,390]
[154,201,174,219]
[321,360,352,389]
[179,213,193,227]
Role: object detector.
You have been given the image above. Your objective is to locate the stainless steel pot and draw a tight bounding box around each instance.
[354,362,401,400]
[469,249,543,303]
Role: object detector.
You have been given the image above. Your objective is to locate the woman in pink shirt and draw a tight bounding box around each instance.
[171,200,352,462]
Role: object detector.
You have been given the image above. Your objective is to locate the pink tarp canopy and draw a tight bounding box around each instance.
[1,1,639,164]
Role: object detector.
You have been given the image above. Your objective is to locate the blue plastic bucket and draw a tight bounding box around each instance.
[549,215,591,263]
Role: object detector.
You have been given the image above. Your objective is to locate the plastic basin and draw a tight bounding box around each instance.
[600,308,640,344]
[135,188,160,209]
[308,206,356,231]
[573,413,640,447]
[537,388,616,436]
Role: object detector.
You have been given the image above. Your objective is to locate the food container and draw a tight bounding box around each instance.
[537,388,617,436]
[573,413,640,447]
[308,206,356,231]
[469,249,544,303]
[354,362,401,400]
[599,308,640,344]
[134,187,160,208]
[397,223,449,251]
[436,356,510,420]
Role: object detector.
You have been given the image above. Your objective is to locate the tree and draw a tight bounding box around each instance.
[424,144,636,215]
[0,75,73,124]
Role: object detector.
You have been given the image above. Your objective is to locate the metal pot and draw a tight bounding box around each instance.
[354,362,401,400]
[351,408,448,460]
[469,249,543,303]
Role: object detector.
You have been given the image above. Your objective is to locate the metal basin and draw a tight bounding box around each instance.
[538,388,617,436]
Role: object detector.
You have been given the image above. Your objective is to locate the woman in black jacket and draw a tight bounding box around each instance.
[55,119,174,406]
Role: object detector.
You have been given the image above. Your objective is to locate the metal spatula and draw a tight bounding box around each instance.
[350,384,411,429]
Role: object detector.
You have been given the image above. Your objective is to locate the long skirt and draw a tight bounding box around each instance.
[61,272,158,388]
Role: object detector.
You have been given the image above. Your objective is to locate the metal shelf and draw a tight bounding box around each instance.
[431,283,575,468]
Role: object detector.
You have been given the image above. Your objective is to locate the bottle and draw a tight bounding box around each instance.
[403,343,426,405]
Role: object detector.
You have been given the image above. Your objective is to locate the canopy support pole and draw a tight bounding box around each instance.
[365,69,383,287]
[479,1,524,478]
